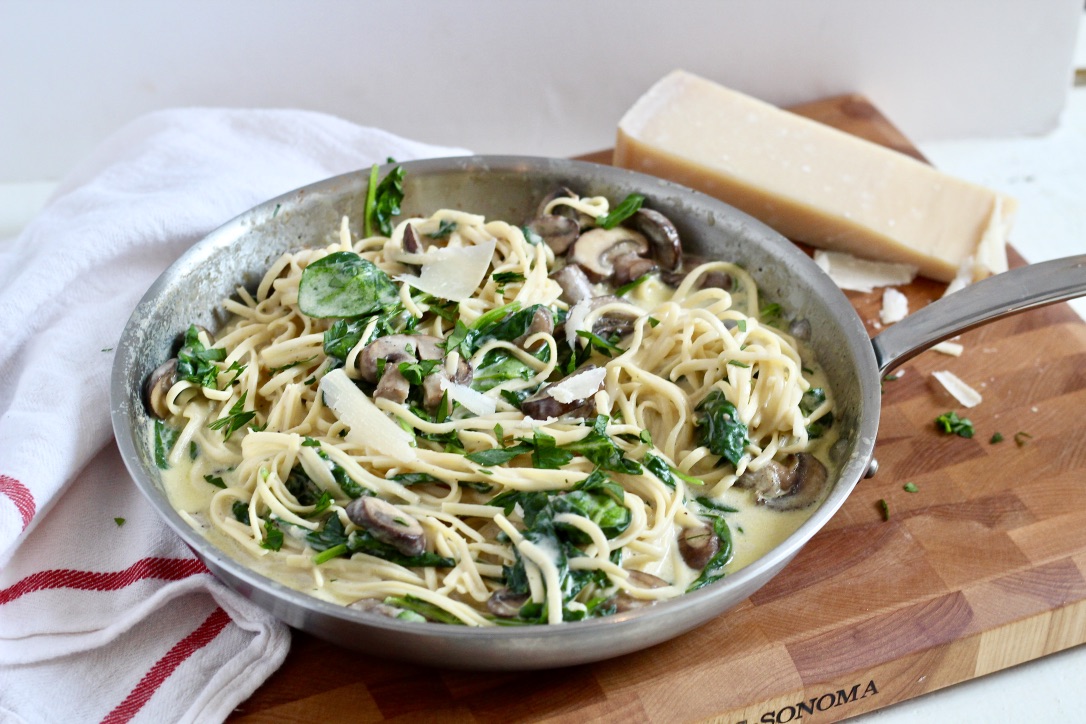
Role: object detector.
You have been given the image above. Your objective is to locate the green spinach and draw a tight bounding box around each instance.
[364,163,405,237]
[298,251,399,319]
[176,325,227,388]
[685,515,734,592]
[694,389,749,467]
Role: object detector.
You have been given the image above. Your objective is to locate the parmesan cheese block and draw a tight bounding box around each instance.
[614,70,1016,283]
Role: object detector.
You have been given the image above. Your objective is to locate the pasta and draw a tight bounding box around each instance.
[148,183,836,626]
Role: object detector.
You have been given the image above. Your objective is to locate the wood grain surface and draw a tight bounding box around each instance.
[230,96,1086,723]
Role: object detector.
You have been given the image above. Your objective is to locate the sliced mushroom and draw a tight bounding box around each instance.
[581,295,640,339]
[144,358,178,419]
[421,355,473,411]
[520,365,603,420]
[567,227,650,282]
[659,267,731,291]
[609,570,669,613]
[678,520,720,570]
[486,589,530,618]
[513,306,554,351]
[402,223,424,255]
[345,497,427,558]
[611,253,657,288]
[552,263,595,304]
[534,186,580,222]
[631,208,682,272]
[525,214,580,255]
[355,334,470,411]
[736,453,829,511]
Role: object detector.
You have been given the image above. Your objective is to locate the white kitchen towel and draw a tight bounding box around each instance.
[0,108,470,722]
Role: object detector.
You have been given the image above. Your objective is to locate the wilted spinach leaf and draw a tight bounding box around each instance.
[695,390,749,467]
[686,515,734,592]
[298,251,399,319]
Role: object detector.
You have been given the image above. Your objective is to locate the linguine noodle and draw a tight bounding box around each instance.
[152,188,835,626]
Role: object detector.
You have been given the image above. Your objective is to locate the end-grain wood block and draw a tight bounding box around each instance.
[231,96,1086,723]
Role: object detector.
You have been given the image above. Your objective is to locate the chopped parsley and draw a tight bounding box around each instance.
[260,519,284,551]
[204,474,227,489]
[596,193,644,229]
[427,219,457,239]
[935,411,974,438]
[492,271,526,285]
[989,432,1004,444]
[176,325,227,389]
[208,391,257,441]
[903,482,918,493]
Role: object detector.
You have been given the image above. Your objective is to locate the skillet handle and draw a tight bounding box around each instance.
[871,254,1086,375]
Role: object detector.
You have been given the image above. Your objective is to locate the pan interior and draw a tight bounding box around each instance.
[111,155,880,668]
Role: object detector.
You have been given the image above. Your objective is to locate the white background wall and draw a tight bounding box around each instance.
[1,0,1081,184]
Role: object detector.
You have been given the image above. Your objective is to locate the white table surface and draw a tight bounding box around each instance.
[2,17,1083,724]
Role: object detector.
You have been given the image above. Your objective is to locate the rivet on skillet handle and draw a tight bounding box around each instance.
[870,254,1086,376]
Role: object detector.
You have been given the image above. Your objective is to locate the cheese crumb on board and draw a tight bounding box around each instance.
[932,341,964,357]
[933,370,983,408]
[880,288,909,325]
[614,70,1016,283]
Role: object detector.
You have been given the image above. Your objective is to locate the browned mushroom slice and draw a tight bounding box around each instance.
[402,224,422,254]
[567,227,650,282]
[513,306,554,351]
[552,263,595,304]
[520,365,603,419]
[144,358,178,419]
[580,295,640,339]
[355,334,470,411]
[678,520,720,570]
[345,497,427,557]
[525,214,580,255]
[421,355,473,411]
[659,266,732,291]
[610,570,669,613]
[611,253,657,288]
[486,589,530,618]
[737,453,829,511]
[402,223,424,254]
[534,186,580,221]
[631,208,682,272]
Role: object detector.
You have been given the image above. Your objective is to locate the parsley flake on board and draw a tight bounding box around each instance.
[903,482,918,493]
[935,411,974,438]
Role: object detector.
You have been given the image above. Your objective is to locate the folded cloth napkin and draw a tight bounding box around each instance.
[0,108,470,723]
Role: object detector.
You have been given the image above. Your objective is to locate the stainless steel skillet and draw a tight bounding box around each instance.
[109,156,1086,670]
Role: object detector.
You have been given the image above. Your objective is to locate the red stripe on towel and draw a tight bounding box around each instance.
[101,606,232,724]
[0,557,209,605]
[0,474,35,530]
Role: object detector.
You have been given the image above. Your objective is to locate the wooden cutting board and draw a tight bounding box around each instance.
[230,96,1086,723]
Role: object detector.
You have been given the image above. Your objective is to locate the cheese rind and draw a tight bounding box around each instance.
[614,70,1016,283]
